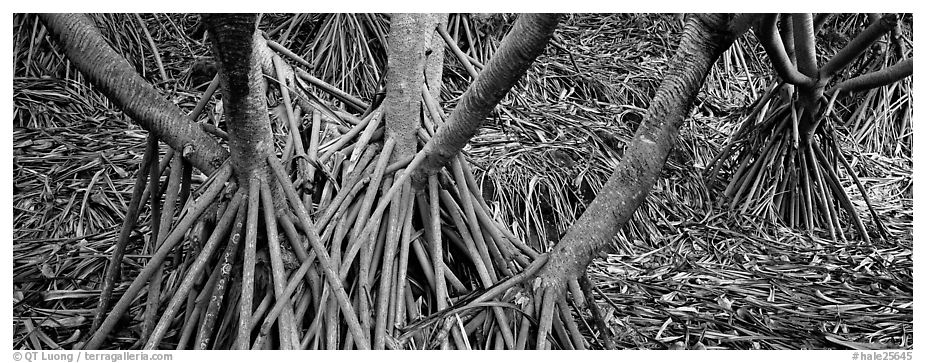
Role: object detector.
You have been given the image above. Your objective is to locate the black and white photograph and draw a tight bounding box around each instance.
[8,8,916,355]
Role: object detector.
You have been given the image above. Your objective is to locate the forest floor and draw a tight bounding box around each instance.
[12,13,913,349]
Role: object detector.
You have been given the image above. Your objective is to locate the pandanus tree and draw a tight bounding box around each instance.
[42,13,753,349]
[705,14,912,243]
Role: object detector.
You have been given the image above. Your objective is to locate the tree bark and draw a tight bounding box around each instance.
[39,13,228,174]
[424,14,448,101]
[202,14,277,185]
[537,14,743,291]
[201,14,298,348]
[384,14,434,161]
[408,14,560,186]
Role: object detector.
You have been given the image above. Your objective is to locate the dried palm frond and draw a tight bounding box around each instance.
[465,14,691,250]
[590,210,912,349]
[13,13,913,351]
[261,13,389,102]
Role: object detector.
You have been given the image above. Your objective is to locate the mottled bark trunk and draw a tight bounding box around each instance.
[408,14,560,186]
[202,14,276,185]
[537,14,741,289]
[384,14,434,161]
[201,14,297,349]
[38,13,228,174]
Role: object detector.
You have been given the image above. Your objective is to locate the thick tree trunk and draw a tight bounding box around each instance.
[537,14,743,290]
[384,14,434,161]
[39,13,228,174]
[201,14,299,349]
[408,14,560,186]
[202,14,277,184]
[362,13,446,350]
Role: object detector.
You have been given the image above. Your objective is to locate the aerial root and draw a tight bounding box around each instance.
[84,34,607,349]
[93,134,159,335]
[84,163,233,349]
[707,84,886,243]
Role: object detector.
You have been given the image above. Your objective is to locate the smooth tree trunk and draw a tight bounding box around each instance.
[536,14,748,291]
[39,13,228,174]
[831,58,913,93]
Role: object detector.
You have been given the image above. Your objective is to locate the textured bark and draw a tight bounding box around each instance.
[384,14,434,161]
[537,14,741,291]
[202,14,276,185]
[424,14,448,101]
[409,14,560,186]
[39,13,227,174]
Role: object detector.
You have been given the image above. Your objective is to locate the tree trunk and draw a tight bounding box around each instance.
[38,13,228,174]
[201,14,300,349]
[537,14,743,290]
[202,14,276,184]
[384,13,434,161]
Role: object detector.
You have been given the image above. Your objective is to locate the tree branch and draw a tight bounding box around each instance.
[408,13,561,186]
[779,14,796,64]
[820,13,897,80]
[39,13,228,174]
[728,13,761,39]
[755,14,814,87]
[538,12,741,291]
[791,13,818,78]
[425,14,448,101]
[829,58,912,94]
